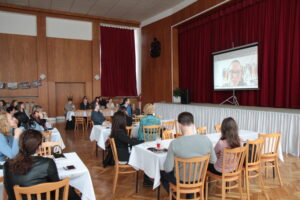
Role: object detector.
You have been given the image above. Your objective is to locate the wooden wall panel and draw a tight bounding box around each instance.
[0,33,38,97]
[92,22,101,99]
[141,0,227,105]
[47,38,92,82]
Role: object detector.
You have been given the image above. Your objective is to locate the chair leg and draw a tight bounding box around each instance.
[221,180,226,200]
[135,171,139,193]
[112,170,118,195]
[238,177,243,200]
[245,172,250,200]
[258,168,265,191]
[95,143,98,156]
[205,176,209,200]
[275,160,283,186]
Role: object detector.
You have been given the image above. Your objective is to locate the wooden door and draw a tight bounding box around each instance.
[55,82,85,116]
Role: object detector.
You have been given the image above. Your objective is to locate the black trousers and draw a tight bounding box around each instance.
[207,163,222,176]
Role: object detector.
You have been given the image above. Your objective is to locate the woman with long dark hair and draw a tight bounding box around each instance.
[111,111,143,162]
[0,100,7,112]
[14,112,30,131]
[4,129,80,200]
[208,117,241,175]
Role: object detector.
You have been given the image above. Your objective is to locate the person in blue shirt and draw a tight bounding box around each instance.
[137,103,161,141]
[0,112,22,161]
[120,98,132,117]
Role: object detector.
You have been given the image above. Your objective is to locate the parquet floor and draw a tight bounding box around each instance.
[56,122,300,200]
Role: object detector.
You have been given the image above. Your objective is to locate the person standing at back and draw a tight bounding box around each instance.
[161,112,217,198]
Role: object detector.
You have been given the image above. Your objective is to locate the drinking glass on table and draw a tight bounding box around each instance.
[156,136,161,149]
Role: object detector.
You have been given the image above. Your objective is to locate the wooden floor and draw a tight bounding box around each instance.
[56,122,300,200]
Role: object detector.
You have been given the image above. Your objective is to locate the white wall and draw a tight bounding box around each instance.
[46,17,92,40]
[0,11,37,36]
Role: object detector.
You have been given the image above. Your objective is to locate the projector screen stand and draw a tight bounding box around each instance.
[220,90,239,106]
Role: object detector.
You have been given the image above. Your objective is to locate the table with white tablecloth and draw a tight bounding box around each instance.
[51,128,66,149]
[0,153,95,200]
[90,119,175,150]
[90,125,139,150]
[128,130,284,189]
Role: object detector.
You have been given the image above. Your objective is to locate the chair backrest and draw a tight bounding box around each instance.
[174,120,183,136]
[38,141,62,157]
[222,146,247,177]
[162,130,174,140]
[162,120,175,131]
[174,155,210,188]
[14,178,70,200]
[246,139,264,167]
[214,125,221,132]
[126,126,134,138]
[109,138,119,168]
[74,110,84,118]
[143,125,161,141]
[197,126,208,135]
[259,133,281,155]
[42,131,52,142]
[133,115,144,123]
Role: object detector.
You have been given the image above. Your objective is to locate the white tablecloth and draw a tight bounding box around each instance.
[90,125,139,150]
[51,128,66,149]
[55,153,95,200]
[0,153,95,200]
[154,103,300,157]
[128,130,284,189]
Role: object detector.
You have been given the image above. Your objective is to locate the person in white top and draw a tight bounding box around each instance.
[106,98,115,109]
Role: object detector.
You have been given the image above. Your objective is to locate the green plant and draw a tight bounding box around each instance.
[173,88,183,97]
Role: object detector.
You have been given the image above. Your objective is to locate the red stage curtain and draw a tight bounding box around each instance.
[100,26,137,96]
[179,0,300,108]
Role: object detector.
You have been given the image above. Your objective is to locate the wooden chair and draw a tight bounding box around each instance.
[170,155,210,200]
[197,126,208,135]
[162,130,174,140]
[86,110,93,128]
[74,110,85,131]
[206,146,247,200]
[126,126,134,138]
[143,125,161,141]
[14,178,70,200]
[174,120,183,138]
[162,120,175,131]
[132,115,144,123]
[38,141,62,157]
[259,133,283,186]
[214,125,221,132]
[109,138,139,195]
[0,176,7,200]
[244,139,265,200]
[42,131,52,142]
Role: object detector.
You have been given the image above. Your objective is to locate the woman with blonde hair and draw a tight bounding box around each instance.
[137,103,161,140]
[0,112,22,161]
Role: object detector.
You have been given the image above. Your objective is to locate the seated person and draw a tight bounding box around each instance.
[64,97,75,116]
[0,112,22,161]
[91,103,109,125]
[4,129,81,200]
[79,96,90,110]
[99,97,107,108]
[16,101,30,122]
[120,98,132,117]
[91,97,100,109]
[111,111,143,162]
[137,103,161,140]
[0,100,7,112]
[119,107,132,126]
[14,112,30,131]
[30,105,47,131]
[106,98,115,109]
[10,100,18,108]
[208,117,241,175]
[161,112,217,198]
[6,106,17,116]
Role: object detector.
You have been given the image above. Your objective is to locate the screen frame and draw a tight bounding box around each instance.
[212,42,259,91]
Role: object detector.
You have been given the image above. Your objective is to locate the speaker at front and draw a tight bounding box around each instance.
[181,90,190,104]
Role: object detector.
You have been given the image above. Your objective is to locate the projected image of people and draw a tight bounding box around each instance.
[225,60,244,86]
[213,44,258,90]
